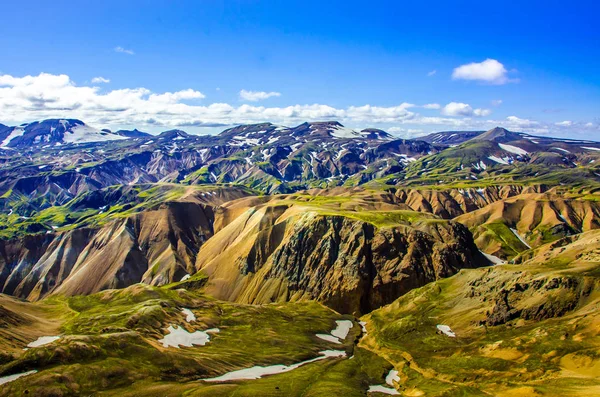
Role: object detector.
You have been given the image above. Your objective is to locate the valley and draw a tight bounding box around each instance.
[1,120,599,396]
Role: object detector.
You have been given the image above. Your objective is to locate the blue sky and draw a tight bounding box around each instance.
[0,0,599,139]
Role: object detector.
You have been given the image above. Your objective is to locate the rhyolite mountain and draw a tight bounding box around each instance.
[1,119,600,396]
[1,120,599,215]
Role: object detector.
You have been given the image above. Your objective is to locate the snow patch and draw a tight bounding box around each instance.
[63,124,128,144]
[329,125,361,139]
[480,251,504,265]
[0,370,38,386]
[181,308,196,323]
[499,143,528,155]
[180,274,191,282]
[0,127,25,147]
[316,320,353,344]
[488,155,509,165]
[368,385,400,395]
[366,368,400,395]
[359,321,368,334]
[158,325,219,348]
[436,325,456,337]
[510,228,531,249]
[202,350,346,382]
[581,146,600,152]
[27,336,60,348]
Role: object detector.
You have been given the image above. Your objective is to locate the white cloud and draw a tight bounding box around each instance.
[115,46,135,55]
[427,70,437,77]
[491,99,503,106]
[91,77,110,84]
[149,89,205,103]
[441,102,491,117]
[474,108,492,117]
[452,59,515,85]
[505,116,540,129]
[387,127,424,138]
[423,103,441,109]
[555,120,573,127]
[239,89,281,101]
[0,72,596,140]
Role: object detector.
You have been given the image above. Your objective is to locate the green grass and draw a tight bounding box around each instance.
[361,260,600,396]
[0,283,391,397]
[0,183,255,239]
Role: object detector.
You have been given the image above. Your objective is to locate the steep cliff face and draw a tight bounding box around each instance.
[0,202,215,300]
[196,204,489,314]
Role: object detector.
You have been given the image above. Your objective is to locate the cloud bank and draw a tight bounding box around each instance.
[0,72,596,138]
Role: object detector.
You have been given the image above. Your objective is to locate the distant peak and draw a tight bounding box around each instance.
[158,129,189,138]
[308,121,344,127]
[472,126,522,143]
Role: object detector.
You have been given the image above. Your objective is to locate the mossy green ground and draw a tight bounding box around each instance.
[360,256,600,396]
[0,183,256,239]
[0,283,393,396]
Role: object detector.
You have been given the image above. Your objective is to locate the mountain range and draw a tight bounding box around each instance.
[0,119,599,396]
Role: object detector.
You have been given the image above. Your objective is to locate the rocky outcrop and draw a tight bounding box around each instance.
[196,204,490,314]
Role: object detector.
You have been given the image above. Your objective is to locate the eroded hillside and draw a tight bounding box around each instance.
[360,229,600,396]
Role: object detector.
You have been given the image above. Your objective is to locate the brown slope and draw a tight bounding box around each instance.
[393,184,547,218]
[195,200,489,315]
[0,202,216,300]
[455,192,600,259]
[0,294,64,354]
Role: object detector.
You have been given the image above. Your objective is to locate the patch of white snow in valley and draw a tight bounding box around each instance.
[27,336,60,348]
[0,370,38,385]
[581,146,600,152]
[359,321,368,334]
[181,308,196,323]
[436,325,456,337]
[510,228,531,248]
[316,334,341,344]
[367,368,400,395]
[368,385,400,395]
[180,274,191,282]
[488,155,509,165]
[552,147,571,153]
[499,143,528,155]
[202,350,346,382]
[331,320,353,339]
[316,320,353,344]
[480,251,504,265]
[158,325,219,348]
[386,369,400,386]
